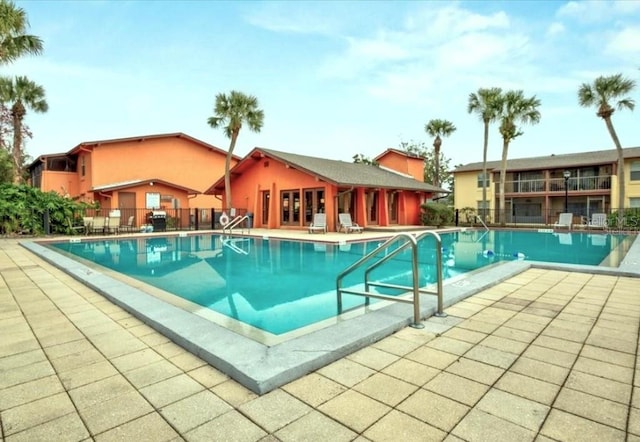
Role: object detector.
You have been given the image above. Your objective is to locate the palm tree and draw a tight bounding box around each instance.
[0,75,48,184]
[578,74,636,212]
[467,87,503,221]
[207,90,264,210]
[496,90,541,226]
[424,119,456,188]
[0,0,43,64]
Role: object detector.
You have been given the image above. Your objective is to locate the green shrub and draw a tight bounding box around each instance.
[608,208,640,229]
[0,184,96,235]
[420,202,454,227]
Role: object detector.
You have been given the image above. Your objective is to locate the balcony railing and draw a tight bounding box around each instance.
[496,176,611,194]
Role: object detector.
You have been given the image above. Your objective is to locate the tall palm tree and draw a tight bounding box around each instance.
[496,90,541,226]
[578,74,636,212]
[424,119,456,188]
[467,87,503,221]
[0,0,43,64]
[0,75,47,184]
[207,90,264,210]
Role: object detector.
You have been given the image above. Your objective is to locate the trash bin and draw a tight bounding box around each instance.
[246,212,253,229]
[148,211,167,232]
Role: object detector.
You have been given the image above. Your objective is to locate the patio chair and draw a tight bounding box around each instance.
[553,213,573,230]
[338,213,363,233]
[106,216,120,234]
[120,215,136,233]
[588,213,607,229]
[90,216,106,234]
[308,213,327,234]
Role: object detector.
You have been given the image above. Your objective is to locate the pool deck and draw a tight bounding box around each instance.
[2,230,640,440]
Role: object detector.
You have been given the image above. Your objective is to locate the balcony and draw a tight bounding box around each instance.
[496,176,611,194]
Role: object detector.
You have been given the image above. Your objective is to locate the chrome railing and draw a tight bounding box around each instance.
[222,215,250,236]
[335,231,446,329]
[495,175,611,194]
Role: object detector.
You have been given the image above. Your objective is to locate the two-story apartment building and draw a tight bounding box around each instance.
[453,147,640,224]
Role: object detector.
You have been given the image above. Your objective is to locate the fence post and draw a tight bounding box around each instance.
[455,209,459,226]
[210,208,215,229]
[43,209,50,235]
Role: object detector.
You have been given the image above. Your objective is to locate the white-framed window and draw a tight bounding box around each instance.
[477,200,490,211]
[630,198,640,208]
[477,172,490,187]
[630,161,640,181]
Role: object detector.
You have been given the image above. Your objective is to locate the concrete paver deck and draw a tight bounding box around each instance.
[1,237,639,441]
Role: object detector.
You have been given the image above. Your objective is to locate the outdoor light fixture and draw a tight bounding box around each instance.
[563,170,571,212]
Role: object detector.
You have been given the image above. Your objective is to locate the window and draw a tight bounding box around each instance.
[477,172,490,188]
[630,161,640,181]
[630,198,640,208]
[81,155,86,177]
[477,200,490,211]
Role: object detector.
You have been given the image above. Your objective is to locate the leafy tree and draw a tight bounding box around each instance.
[352,153,379,166]
[207,90,264,210]
[424,119,456,188]
[496,90,541,226]
[0,75,48,183]
[578,74,636,211]
[399,140,452,190]
[0,0,43,64]
[0,145,12,183]
[467,87,502,221]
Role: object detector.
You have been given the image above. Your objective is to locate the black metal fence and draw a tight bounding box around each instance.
[456,207,640,233]
[40,207,251,236]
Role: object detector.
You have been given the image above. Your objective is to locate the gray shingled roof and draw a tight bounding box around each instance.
[251,148,448,193]
[453,146,640,173]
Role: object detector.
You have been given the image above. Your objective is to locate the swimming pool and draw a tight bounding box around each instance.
[48,230,631,338]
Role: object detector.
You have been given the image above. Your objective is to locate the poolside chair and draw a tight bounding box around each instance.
[308,213,327,234]
[90,216,106,234]
[338,213,363,233]
[588,213,607,229]
[106,216,120,234]
[120,215,136,233]
[553,213,573,230]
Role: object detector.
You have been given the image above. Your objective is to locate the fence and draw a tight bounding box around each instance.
[455,207,640,233]
[29,208,250,236]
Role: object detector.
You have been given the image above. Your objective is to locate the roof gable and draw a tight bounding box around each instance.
[204,147,448,194]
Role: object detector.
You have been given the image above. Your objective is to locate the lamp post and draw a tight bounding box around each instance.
[563,170,571,212]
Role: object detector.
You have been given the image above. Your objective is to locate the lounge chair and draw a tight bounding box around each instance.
[308,213,327,234]
[120,215,136,233]
[338,213,363,233]
[588,213,607,229]
[90,216,106,234]
[105,216,120,234]
[553,213,573,230]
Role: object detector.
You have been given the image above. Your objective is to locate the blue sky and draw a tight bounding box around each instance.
[9,0,640,168]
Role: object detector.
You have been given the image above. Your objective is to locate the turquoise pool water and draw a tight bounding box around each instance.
[49,230,629,335]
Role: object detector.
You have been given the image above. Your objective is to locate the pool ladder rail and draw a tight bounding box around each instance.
[222,215,251,236]
[336,231,446,329]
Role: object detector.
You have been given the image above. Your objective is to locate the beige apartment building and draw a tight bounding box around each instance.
[453,147,640,225]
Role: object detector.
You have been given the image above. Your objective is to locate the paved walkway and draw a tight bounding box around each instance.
[1,238,639,441]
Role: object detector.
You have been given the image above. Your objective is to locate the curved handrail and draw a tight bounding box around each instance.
[363,230,443,315]
[336,231,444,328]
[223,215,249,235]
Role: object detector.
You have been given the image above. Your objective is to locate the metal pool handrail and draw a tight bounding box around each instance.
[223,215,250,236]
[335,231,446,329]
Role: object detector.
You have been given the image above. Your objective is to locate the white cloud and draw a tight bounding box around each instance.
[556,0,640,22]
[546,22,565,36]
[606,26,640,57]
[243,2,343,35]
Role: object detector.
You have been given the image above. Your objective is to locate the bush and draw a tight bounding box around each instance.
[420,202,454,227]
[607,208,640,230]
[0,184,96,235]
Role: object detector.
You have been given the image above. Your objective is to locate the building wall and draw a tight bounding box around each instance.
[377,151,425,182]
[41,171,79,197]
[454,170,492,211]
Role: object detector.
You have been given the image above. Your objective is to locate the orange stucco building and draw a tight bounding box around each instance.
[28,133,239,213]
[204,147,447,232]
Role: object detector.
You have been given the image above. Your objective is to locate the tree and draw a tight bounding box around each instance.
[467,87,503,221]
[0,0,43,64]
[207,90,264,210]
[399,140,453,190]
[352,153,379,166]
[0,75,48,184]
[424,119,456,188]
[0,145,12,183]
[496,90,541,226]
[578,74,636,211]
